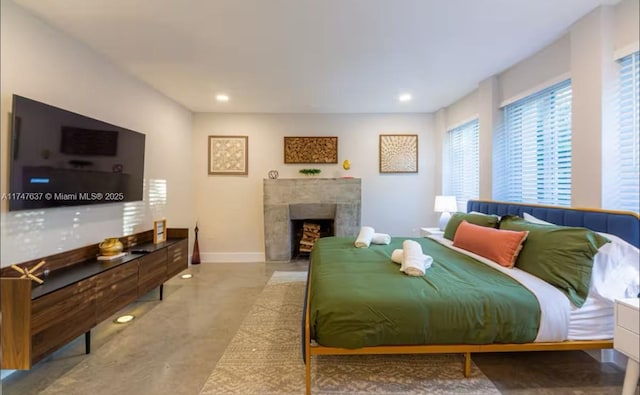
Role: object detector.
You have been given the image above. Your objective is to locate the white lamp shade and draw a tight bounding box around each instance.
[434,195,457,213]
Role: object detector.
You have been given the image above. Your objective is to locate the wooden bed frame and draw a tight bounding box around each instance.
[302,201,640,395]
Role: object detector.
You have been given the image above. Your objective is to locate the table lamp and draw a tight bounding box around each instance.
[434,195,457,231]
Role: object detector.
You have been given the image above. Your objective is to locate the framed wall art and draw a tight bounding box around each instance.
[379,134,418,173]
[284,136,338,164]
[153,218,167,244]
[208,135,248,175]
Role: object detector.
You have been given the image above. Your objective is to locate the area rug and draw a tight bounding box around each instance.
[199,271,500,395]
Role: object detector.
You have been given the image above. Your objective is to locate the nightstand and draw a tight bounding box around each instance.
[420,227,444,237]
[615,298,639,395]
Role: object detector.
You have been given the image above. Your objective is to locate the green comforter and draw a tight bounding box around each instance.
[309,237,541,349]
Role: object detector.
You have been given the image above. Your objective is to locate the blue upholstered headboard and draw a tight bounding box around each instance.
[467,200,640,248]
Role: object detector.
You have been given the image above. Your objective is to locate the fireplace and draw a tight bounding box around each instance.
[290,219,334,259]
[263,178,361,262]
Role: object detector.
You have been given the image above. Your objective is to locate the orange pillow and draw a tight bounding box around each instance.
[453,220,528,268]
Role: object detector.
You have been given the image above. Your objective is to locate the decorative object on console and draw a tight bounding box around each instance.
[268,170,279,179]
[192,222,201,265]
[208,135,248,175]
[153,219,167,244]
[98,237,124,256]
[434,195,457,231]
[379,134,418,173]
[97,252,126,261]
[10,260,45,284]
[284,136,338,164]
[299,168,321,176]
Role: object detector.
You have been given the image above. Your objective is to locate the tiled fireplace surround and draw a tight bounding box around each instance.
[263,178,361,262]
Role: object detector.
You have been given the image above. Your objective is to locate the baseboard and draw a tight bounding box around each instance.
[198,252,265,263]
[585,349,628,369]
[1,369,15,380]
[610,349,628,369]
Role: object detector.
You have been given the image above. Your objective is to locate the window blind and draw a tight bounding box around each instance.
[605,51,639,213]
[493,79,572,206]
[444,119,479,211]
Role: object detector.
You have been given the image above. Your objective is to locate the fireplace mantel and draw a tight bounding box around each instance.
[263,178,361,262]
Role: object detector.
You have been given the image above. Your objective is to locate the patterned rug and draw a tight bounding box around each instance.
[199,271,500,395]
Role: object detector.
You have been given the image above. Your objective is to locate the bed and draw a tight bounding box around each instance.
[302,200,640,394]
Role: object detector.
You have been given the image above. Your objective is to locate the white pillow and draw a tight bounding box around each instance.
[523,212,639,301]
[523,212,553,225]
[590,232,640,301]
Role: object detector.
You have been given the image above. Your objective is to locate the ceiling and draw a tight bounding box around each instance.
[13,0,618,113]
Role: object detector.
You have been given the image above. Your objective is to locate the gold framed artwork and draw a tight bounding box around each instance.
[153,219,167,244]
[284,136,338,164]
[379,134,418,173]
[208,135,248,175]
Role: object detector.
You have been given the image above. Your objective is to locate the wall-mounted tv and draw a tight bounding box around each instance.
[9,95,146,211]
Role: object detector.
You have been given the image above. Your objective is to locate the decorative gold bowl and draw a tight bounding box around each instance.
[99,237,123,256]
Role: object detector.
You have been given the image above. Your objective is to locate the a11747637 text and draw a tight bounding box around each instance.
[1,192,125,201]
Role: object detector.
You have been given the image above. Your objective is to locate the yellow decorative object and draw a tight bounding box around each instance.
[342,159,351,170]
[11,260,45,284]
[99,237,124,256]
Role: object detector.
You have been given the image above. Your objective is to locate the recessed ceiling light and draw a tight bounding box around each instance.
[398,94,412,102]
[216,94,230,102]
[180,273,193,279]
[114,314,135,324]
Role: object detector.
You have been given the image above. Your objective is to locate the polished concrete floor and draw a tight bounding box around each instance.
[1,262,634,395]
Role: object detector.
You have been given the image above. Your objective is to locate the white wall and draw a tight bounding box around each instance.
[570,6,617,208]
[0,0,194,266]
[436,0,639,209]
[615,0,640,53]
[477,77,500,200]
[192,113,436,261]
[443,90,479,130]
[498,34,571,105]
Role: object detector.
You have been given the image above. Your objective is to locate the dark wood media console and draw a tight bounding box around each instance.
[0,228,189,370]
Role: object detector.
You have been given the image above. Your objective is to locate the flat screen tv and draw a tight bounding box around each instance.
[9,95,146,211]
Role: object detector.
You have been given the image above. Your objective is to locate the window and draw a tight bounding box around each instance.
[604,51,639,213]
[493,80,572,206]
[444,119,479,211]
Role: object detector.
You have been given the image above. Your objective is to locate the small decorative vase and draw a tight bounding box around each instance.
[191,223,201,265]
[99,237,123,256]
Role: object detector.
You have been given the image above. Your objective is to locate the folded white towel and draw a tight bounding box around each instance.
[391,249,432,266]
[391,249,404,264]
[354,226,375,248]
[372,233,391,245]
[400,240,432,276]
[403,266,424,276]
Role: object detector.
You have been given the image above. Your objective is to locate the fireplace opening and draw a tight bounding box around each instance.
[290,219,334,259]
